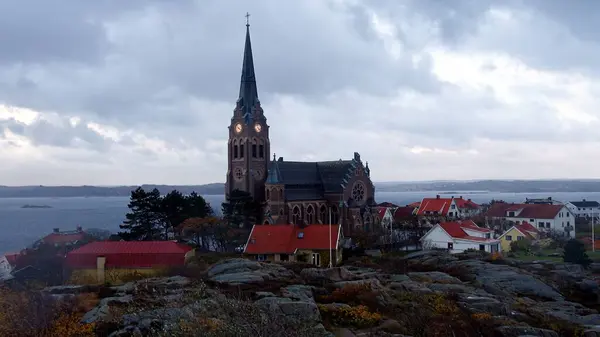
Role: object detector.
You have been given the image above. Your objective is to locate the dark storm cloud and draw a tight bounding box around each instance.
[0,0,443,131]
[0,117,114,151]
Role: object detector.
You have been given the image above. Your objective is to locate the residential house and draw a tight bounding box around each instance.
[485,203,575,238]
[393,206,417,225]
[244,224,342,267]
[497,222,540,252]
[565,199,600,218]
[65,241,193,285]
[420,220,500,254]
[377,207,394,229]
[0,255,13,281]
[33,227,87,248]
[417,195,480,220]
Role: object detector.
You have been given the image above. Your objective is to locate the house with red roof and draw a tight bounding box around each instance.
[33,227,87,248]
[417,195,480,220]
[65,241,193,284]
[244,224,342,267]
[484,203,575,238]
[376,207,394,228]
[420,220,500,254]
[497,222,540,252]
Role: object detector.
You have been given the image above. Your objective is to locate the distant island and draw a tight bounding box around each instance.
[0,180,599,198]
[21,204,52,209]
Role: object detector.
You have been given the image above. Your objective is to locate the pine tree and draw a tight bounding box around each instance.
[119,187,162,240]
[221,189,264,228]
[563,239,592,268]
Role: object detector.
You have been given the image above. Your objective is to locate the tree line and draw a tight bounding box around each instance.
[117,188,263,251]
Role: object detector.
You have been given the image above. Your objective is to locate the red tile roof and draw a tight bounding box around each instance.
[377,207,388,219]
[516,221,539,234]
[65,241,192,268]
[394,206,416,219]
[417,197,453,216]
[378,202,398,207]
[244,224,340,255]
[3,252,20,266]
[42,232,86,245]
[454,198,480,209]
[437,221,495,242]
[485,203,564,219]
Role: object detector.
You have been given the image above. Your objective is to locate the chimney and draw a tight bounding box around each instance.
[436,195,440,199]
[468,199,472,202]
[278,157,283,162]
[583,199,586,202]
[76,226,82,232]
[53,228,60,233]
[451,196,454,199]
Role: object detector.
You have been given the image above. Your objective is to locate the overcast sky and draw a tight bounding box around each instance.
[0,0,599,186]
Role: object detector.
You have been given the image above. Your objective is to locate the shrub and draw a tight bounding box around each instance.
[563,239,592,268]
[510,239,532,253]
[318,283,374,305]
[318,304,382,328]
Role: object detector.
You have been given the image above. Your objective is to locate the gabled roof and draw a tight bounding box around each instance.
[41,231,86,245]
[68,241,192,255]
[454,197,479,209]
[426,221,495,243]
[516,221,539,234]
[417,197,453,216]
[394,206,415,220]
[570,200,600,208]
[244,224,340,254]
[377,207,388,219]
[499,222,538,240]
[485,203,564,219]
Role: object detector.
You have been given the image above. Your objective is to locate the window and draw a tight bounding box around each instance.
[451,205,456,209]
[233,144,239,159]
[292,206,301,225]
[240,144,245,158]
[331,206,339,224]
[256,254,266,261]
[280,254,289,262]
[546,222,551,228]
[479,245,485,251]
[320,205,327,223]
[530,219,535,222]
[447,242,454,250]
[252,144,257,158]
[505,235,512,241]
[259,144,264,158]
[517,236,524,241]
[538,222,544,228]
[306,205,314,224]
[266,189,270,200]
[485,233,491,239]
[508,211,515,217]
[311,253,321,266]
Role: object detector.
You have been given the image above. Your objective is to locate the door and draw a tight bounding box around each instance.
[311,253,321,267]
[479,244,485,251]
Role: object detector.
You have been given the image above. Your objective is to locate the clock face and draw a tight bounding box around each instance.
[254,123,262,133]
[234,123,243,133]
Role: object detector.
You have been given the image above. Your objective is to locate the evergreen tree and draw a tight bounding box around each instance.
[158,190,188,239]
[221,189,264,228]
[185,191,214,218]
[119,187,162,240]
[563,239,592,268]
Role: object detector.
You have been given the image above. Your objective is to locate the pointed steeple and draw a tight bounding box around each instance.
[237,13,259,123]
[266,153,282,184]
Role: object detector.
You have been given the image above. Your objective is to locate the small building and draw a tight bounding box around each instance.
[417,195,480,220]
[34,227,87,248]
[377,207,394,228]
[65,241,193,285]
[420,220,500,254]
[565,199,600,218]
[244,224,342,267]
[497,222,540,252]
[484,203,575,237]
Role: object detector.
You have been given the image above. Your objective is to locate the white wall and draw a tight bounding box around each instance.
[0,256,13,281]
[463,228,489,238]
[422,226,499,254]
[566,202,600,218]
[492,206,575,238]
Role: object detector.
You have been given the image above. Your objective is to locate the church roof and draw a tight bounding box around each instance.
[266,153,367,201]
[237,21,259,120]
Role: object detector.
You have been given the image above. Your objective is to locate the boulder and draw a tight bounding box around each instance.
[207,258,295,285]
[301,267,354,283]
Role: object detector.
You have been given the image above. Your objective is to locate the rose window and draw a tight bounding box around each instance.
[352,181,365,203]
[234,168,244,181]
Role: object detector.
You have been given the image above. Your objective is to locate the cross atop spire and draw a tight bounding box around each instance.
[245,12,250,27]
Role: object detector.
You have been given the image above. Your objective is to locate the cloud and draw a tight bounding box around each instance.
[0,0,599,185]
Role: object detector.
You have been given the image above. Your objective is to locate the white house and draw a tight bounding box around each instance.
[565,200,600,219]
[420,220,500,254]
[0,256,13,282]
[485,203,575,238]
[377,207,394,229]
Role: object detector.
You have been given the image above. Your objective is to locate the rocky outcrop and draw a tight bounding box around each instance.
[206,258,296,285]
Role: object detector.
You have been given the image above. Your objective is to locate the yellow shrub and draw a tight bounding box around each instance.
[471,313,493,321]
[318,304,382,328]
[43,313,95,337]
[318,283,373,304]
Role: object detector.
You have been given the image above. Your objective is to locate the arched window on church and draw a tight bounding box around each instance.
[279,189,283,200]
[306,205,314,224]
[292,206,301,225]
[319,205,327,224]
[233,139,239,159]
[331,206,339,225]
[239,140,245,159]
[259,139,265,159]
[251,138,257,158]
[266,189,270,200]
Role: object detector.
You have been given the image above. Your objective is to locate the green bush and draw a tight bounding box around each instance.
[510,239,531,252]
[563,239,592,268]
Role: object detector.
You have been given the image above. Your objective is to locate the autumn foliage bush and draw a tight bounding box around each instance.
[318,283,374,305]
[0,285,95,337]
[318,304,382,328]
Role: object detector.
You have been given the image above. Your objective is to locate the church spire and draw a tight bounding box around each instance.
[237,12,259,122]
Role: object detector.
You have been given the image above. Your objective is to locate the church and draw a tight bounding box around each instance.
[224,20,377,235]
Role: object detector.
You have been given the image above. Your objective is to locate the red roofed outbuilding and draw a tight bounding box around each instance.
[420,220,500,254]
[65,241,193,284]
[244,224,342,267]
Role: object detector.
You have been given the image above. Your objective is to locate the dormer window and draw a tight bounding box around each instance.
[250,238,256,244]
[297,232,304,239]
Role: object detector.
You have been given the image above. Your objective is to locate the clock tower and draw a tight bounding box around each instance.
[225,16,270,201]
